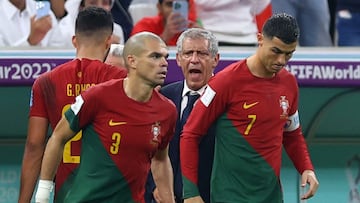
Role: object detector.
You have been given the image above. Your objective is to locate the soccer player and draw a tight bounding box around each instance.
[34,31,177,203]
[180,13,319,202]
[18,7,127,203]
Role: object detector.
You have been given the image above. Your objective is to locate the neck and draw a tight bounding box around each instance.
[123,77,154,102]
[76,46,107,62]
[246,55,275,78]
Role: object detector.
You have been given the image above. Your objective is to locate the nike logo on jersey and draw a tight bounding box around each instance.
[243,102,259,109]
[109,120,127,126]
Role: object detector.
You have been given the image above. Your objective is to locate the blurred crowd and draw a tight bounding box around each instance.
[0,0,359,48]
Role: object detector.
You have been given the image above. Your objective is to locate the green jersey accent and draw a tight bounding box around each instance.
[210,114,282,203]
[182,175,200,199]
[58,111,134,202]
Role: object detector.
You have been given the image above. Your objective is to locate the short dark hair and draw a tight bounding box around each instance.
[75,6,114,37]
[262,13,300,44]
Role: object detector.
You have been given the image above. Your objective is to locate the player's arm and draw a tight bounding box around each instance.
[184,196,204,203]
[181,82,226,200]
[151,145,175,203]
[35,115,77,203]
[18,117,48,203]
[283,112,319,200]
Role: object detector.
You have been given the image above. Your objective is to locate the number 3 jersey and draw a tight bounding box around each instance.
[180,59,314,203]
[29,58,127,196]
[60,79,177,202]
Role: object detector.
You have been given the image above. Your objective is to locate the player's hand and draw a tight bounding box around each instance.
[28,15,52,45]
[153,187,162,202]
[184,195,204,203]
[35,180,54,203]
[300,170,319,199]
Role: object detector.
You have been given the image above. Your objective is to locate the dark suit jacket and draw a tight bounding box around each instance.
[145,81,215,203]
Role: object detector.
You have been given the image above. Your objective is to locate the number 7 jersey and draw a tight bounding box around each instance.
[180,59,314,202]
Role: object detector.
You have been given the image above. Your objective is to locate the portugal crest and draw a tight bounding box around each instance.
[279,96,289,119]
[151,122,161,142]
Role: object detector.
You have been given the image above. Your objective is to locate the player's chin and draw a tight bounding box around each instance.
[154,78,165,87]
[271,66,283,73]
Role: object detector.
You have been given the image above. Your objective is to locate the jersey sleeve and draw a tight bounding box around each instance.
[29,76,48,118]
[283,127,314,174]
[180,73,231,198]
[159,100,177,150]
[282,78,314,174]
[65,86,99,133]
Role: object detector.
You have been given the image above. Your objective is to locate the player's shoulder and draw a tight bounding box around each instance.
[93,78,123,89]
[278,68,297,83]
[104,65,128,78]
[34,59,80,81]
[154,90,176,109]
[80,79,122,102]
[90,61,127,79]
[209,59,246,87]
[215,59,246,77]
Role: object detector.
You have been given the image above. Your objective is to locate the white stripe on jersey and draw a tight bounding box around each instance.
[70,95,84,115]
[201,86,216,107]
[284,110,300,132]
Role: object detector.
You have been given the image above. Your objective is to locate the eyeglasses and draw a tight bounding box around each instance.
[181,50,211,59]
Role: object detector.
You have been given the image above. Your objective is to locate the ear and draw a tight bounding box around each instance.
[156,2,163,15]
[71,35,77,48]
[175,52,181,67]
[257,33,264,46]
[212,53,220,68]
[126,54,137,70]
[105,35,113,50]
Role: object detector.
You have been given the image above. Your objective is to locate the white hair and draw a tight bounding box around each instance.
[109,44,124,57]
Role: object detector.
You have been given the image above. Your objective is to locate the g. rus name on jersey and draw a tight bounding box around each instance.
[66,83,95,97]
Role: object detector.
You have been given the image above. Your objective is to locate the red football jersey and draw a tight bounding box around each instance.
[58,79,177,202]
[29,58,127,194]
[180,59,314,202]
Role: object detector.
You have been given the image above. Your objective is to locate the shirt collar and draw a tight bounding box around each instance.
[182,80,206,98]
[3,0,32,20]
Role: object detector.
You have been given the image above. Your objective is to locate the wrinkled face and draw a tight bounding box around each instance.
[176,37,219,90]
[258,34,297,76]
[133,39,169,87]
[157,0,175,19]
[84,0,112,11]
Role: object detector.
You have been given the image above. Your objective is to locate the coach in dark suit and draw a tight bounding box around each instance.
[145,28,220,203]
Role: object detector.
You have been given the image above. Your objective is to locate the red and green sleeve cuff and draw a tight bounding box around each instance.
[182,175,200,199]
